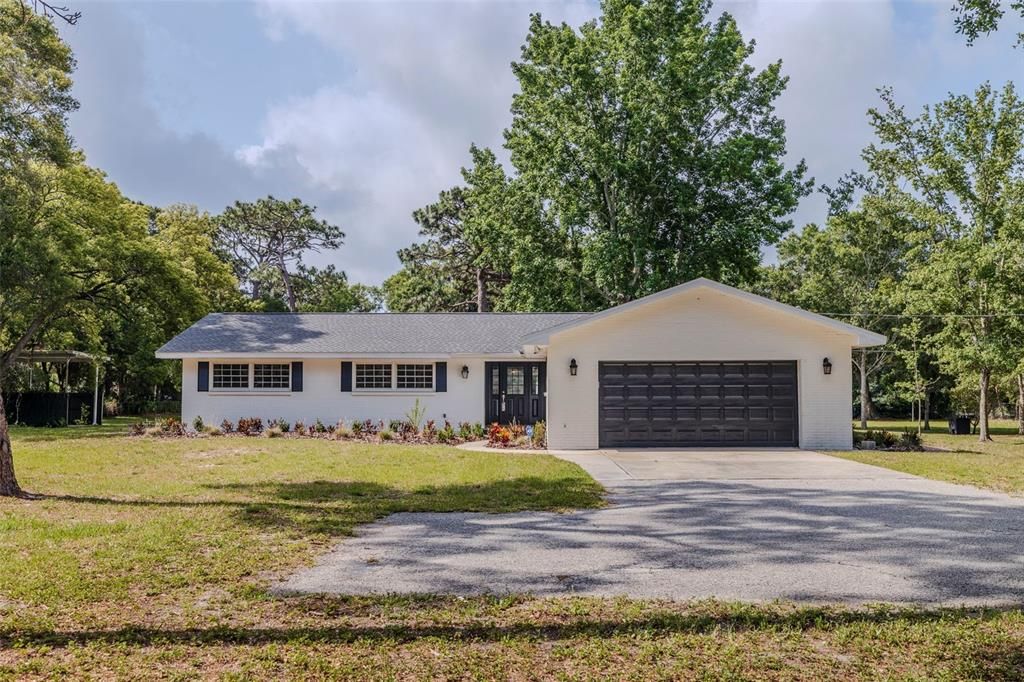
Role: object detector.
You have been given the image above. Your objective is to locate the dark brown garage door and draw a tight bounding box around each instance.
[598,361,798,447]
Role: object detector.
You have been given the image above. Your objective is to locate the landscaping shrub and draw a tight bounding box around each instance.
[269,418,290,433]
[351,420,363,436]
[488,423,512,447]
[129,422,147,437]
[531,421,547,448]
[159,418,186,437]
[406,398,426,433]
[220,419,234,434]
[854,428,923,451]
[388,419,404,433]
[293,420,306,436]
[313,418,327,434]
[192,415,204,433]
[423,419,436,440]
[397,420,417,439]
[437,420,456,443]
[262,426,283,438]
[236,417,264,436]
[379,429,394,441]
[898,429,924,451]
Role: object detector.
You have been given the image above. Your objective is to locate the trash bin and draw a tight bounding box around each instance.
[948,414,972,435]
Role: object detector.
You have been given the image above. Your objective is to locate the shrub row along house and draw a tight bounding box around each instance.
[157,278,885,450]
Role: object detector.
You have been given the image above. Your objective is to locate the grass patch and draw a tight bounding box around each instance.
[839,419,1024,494]
[1,424,1023,678]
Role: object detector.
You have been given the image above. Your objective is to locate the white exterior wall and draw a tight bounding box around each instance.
[545,287,856,451]
[181,358,486,428]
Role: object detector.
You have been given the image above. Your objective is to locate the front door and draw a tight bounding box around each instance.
[485,362,546,425]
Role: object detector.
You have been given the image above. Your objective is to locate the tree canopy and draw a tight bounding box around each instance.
[218,196,344,312]
[389,0,810,312]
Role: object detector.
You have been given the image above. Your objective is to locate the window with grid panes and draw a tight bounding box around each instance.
[212,363,249,389]
[355,363,392,389]
[397,363,433,390]
[254,363,290,390]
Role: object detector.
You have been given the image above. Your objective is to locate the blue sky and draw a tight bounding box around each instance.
[60,0,1024,285]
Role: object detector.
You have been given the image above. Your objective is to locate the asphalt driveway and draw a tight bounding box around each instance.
[275,448,1024,605]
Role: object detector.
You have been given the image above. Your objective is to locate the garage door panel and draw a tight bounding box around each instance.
[677,407,698,420]
[599,361,798,447]
[773,406,795,420]
[748,407,771,421]
[723,407,747,420]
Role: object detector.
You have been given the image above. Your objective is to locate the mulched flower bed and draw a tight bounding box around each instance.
[131,416,487,446]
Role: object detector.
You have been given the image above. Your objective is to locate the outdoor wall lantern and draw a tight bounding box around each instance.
[822,357,833,375]
[461,365,470,380]
[569,358,578,376]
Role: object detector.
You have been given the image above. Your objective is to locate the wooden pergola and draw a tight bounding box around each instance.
[12,349,108,426]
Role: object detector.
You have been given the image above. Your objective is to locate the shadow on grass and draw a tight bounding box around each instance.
[41,476,606,536]
[8,425,130,443]
[3,597,1022,675]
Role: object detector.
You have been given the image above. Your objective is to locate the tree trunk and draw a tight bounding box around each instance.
[476,268,489,313]
[0,393,22,498]
[978,367,991,442]
[278,258,297,313]
[859,348,869,429]
[923,392,931,431]
[1017,374,1024,436]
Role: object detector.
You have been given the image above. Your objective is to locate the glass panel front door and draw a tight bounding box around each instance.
[485,362,545,425]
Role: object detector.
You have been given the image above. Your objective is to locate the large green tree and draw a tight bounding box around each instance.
[757,191,914,427]
[289,264,381,313]
[385,145,559,312]
[0,160,212,494]
[503,0,811,305]
[217,197,344,312]
[864,83,1024,441]
[0,0,79,495]
[98,205,244,414]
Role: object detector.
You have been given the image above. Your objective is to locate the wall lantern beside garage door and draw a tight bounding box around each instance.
[569,358,578,376]
[822,357,832,375]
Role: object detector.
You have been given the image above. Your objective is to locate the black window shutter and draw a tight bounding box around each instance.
[197,361,209,392]
[340,361,352,392]
[435,362,447,392]
[291,362,303,392]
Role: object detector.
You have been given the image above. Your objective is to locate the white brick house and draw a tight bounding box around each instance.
[157,278,885,450]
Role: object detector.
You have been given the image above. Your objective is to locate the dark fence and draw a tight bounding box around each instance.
[3,392,102,427]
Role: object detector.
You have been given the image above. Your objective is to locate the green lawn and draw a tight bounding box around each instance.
[837,419,1024,495]
[1,424,1023,679]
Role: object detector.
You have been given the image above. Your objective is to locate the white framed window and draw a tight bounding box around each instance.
[212,363,249,390]
[397,363,433,390]
[355,363,393,390]
[353,362,436,391]
[254,363,290,390]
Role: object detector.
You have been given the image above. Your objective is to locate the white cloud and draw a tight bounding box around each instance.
[63,0,1024,286]
[237,0,600,282]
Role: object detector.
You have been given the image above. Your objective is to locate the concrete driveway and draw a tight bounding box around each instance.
[275,448,1024,605]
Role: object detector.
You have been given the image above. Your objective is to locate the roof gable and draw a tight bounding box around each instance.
[520,278,886,347]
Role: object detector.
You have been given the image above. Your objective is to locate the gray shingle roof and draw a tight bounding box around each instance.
[156,312,592,356]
